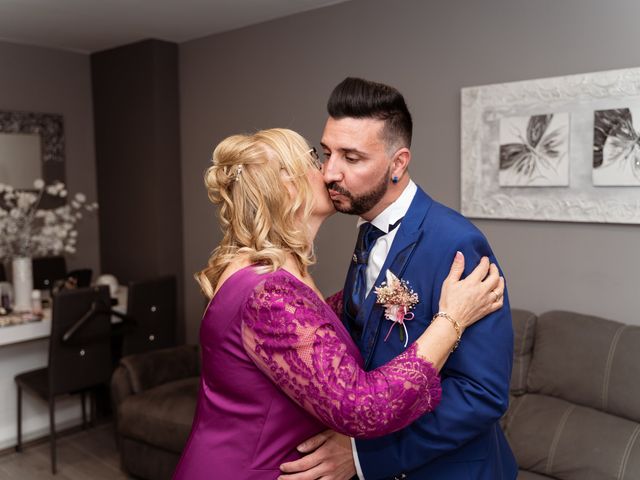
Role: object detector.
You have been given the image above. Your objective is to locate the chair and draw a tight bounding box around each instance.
[14,286,113,474]
[0,262,6,281]
[122,275,177,356]
[66,268,93,288]
[32,256,67,291]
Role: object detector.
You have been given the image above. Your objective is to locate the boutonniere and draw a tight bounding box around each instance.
[374,270,419,348]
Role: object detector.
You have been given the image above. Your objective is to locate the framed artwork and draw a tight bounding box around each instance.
[461,67,640,224]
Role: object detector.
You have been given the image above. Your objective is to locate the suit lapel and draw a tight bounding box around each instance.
[357,188,433,367]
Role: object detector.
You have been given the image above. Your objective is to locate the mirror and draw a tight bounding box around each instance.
[0,110,65,190]
[0,132,41,188]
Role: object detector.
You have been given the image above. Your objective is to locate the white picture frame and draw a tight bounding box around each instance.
[461,67,640,224]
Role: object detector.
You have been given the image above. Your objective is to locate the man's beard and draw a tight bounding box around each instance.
[326,168,390,216]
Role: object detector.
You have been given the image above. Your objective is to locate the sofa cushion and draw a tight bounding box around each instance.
[118,377,199,453]
[504,393,640,480]
[527,311,640,423]
[517,471,556,480]
[120,344,200,394]
[510,309,537,395]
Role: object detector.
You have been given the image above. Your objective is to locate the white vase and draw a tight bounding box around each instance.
[12,256,33,312]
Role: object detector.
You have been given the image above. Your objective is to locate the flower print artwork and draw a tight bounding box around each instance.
[498,113,570,187]
[593,108,640,186]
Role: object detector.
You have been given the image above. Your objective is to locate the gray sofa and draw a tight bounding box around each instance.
[504,310,640,480]
[111,345,200,480]
[110,311,640,480]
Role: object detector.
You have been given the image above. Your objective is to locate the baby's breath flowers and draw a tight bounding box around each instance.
[0,179,97,261]
[374,270,419,347]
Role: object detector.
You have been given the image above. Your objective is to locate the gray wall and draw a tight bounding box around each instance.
[180,0,640,342]
[0,41,100,274]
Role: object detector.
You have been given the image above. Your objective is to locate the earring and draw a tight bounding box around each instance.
[392,176,399,184]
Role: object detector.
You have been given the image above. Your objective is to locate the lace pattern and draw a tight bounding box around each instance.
[241,271,442,439]
[326,290,344,317]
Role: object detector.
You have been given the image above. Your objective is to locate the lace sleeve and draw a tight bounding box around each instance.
[241,273,442,439]
[325,290,343,317]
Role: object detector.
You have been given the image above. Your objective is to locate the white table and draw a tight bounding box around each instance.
[0,286,128,450]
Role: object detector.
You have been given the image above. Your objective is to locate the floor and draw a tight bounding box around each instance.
[0,423,133,479]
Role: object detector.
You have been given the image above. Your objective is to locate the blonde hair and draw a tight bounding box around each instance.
[196,128,316,298]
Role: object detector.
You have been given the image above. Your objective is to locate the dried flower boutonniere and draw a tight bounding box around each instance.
[374,270,419,348]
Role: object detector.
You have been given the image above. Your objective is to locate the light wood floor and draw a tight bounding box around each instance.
[0,423,133,479]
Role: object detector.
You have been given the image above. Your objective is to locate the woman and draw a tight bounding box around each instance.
[173,128,504,479]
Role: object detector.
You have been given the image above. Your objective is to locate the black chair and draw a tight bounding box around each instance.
[66,268,93,288]
[32,256,67,291]
[122,275,177,356]
[15,286,113,474]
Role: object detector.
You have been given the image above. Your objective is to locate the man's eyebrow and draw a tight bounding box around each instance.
[320,142,367,156]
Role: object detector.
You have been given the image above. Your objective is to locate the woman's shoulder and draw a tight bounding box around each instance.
[236,267,329,317]
[248,267,313,298]
[214,264,308,299]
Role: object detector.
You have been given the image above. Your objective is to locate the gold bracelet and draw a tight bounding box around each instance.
[433,312,462,352]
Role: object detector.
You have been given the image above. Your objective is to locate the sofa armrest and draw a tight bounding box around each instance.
[510,309,537,395]
[116,344,200,396]
[111,364,134,411]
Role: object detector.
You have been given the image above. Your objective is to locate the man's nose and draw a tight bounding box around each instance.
[322,156,342,184]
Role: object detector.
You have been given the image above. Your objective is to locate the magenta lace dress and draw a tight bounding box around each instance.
[173,266,441,480]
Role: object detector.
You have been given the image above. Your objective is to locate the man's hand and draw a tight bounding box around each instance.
[278,430,356,480]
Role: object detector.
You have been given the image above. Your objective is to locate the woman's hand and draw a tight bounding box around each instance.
[437,251,504,332]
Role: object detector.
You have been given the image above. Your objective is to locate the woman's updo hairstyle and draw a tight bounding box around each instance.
[196,128,316,298]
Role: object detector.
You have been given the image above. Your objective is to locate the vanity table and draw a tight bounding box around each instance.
[0,287,127,450]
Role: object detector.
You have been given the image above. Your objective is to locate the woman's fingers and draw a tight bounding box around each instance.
[466,256,490,282]
[444,251,465,284]
[487,277,505,313]
[482,263,501,291]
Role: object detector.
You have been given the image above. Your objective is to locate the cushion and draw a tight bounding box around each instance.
[118,377,199,453]
[120,344,200,394]
[510,309,537,395]
[527,311,640,423]
[505,393,640,480]
[518,470,556,480]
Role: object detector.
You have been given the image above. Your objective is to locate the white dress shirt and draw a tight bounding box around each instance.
[351,180,417,479]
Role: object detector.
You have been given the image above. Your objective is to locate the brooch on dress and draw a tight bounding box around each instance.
[374,270,419,348]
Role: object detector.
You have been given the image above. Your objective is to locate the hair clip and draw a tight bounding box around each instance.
[235,165,243,182]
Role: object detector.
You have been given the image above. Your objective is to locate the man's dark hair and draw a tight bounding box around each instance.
[327,77,413,149]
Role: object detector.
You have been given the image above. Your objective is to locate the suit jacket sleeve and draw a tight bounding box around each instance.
[355,233,514,478]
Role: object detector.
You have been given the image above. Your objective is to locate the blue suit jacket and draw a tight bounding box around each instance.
[344,187,517,480]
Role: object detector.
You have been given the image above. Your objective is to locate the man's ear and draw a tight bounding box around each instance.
[391,147,411,178]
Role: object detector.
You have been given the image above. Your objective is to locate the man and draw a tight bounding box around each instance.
[280,78,517,479]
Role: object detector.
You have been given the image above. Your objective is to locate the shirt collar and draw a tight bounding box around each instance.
[357,180,417,233]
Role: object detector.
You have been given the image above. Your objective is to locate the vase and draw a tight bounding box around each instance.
[12,256,33,312]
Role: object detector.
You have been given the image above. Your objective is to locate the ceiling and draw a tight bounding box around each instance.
[0,0,351,54]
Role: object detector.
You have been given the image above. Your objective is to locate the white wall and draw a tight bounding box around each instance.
[179,0,640,342]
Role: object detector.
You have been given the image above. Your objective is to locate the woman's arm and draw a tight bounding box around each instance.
[241,272,440,439]
[241,254,502,439]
